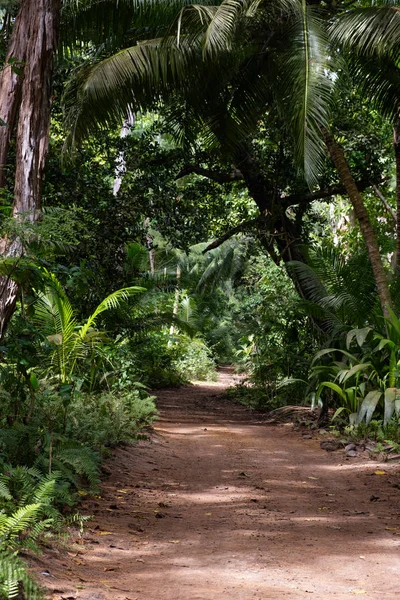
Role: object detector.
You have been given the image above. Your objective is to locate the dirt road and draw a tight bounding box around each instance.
[39,371,400,599]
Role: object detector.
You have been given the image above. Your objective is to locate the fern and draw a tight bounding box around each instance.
[0,551,42,600]
[0,504,42,548]
[35,438,100,491]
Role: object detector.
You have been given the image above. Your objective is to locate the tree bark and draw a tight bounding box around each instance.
[0,0,62,338]
[393,126,400,272]
[0,1,32,187]
[323,128,392,318]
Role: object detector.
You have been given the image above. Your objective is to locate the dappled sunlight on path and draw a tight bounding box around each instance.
[37,369,400,599]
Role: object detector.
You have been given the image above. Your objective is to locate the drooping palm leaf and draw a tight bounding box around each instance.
[278,1,335,186]
[331,4,400,58]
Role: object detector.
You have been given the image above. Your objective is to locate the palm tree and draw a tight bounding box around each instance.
[330,2,400,271]
[33,273,145,389]
[62,0,393,316]
[288,245,382,340]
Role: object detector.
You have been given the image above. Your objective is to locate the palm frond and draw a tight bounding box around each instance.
[343,50,400,124]
[78,286,145,340]
[331,5,400,58]
[62,0,213,50]
[279,1,335,186]
[289,246,381,336]
[178,295,199,324]
[63,37,202,150]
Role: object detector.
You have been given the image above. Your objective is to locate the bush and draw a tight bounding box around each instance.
[66,390,157,448]
[170,337,217,382]
[224,382,282,411]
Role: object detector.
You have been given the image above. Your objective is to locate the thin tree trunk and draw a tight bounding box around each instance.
[113,109,135,196]
[169,265,181,343]
[393,127,400,272]
[323,128,392,318]
[372,184,396,223]
[0,0,61,338]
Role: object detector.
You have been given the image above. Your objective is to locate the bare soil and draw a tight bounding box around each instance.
[36,369,400,599]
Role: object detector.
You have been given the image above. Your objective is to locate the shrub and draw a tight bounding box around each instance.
[66,390,157,448]
[170,337,217,381]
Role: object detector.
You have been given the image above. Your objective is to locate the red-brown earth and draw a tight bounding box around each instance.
[35,370,400,599]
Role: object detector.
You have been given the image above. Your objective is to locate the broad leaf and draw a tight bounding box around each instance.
[384,387,400,426]
[346,327,372,350]
[357,390,382,425]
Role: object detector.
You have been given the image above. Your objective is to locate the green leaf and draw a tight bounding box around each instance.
[357,390,382,425]
[340,362,371,384]
[346,327,372,349]
[384,387,400,426]
[317,381,346,401]
[376,338,396,352]
[332,405,348,420]
[29,373,39,392]
[311,347,359,365]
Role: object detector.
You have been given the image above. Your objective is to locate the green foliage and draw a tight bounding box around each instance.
[170,337,217,381]
[0,469,63,600]
[308,307,400,427]
[224,383,281,412]
[231,254,316,403]
[65,390,157,448]
[0,551,42,600]
[33,272,145,388]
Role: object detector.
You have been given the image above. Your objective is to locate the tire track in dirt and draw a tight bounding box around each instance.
[37,370,400,599]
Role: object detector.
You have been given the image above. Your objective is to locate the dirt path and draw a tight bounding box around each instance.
[38,370,400,599]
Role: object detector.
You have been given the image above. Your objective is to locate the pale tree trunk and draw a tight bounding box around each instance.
[168,265,181,343]
[0,0,61,338]
[113,109,135,196]
[323,128,392,318]
[143,218,155,276]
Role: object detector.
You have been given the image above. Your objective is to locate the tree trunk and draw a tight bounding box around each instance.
[0,0,62,338]
[323,128,392,318]
[113,109,135,196]
[168,265,181,344]
[0,1,32,187]
[393,126,400,272]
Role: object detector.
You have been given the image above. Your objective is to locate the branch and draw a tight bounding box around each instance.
[175,165,244,184]
[372,184,396,222]
[202,217,265,253]
[281,179,373,208]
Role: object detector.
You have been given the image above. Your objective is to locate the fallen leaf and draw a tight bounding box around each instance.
[359,555,366,560]
[385,527,398,531]
[308,477,318,480]
[351,590,367,595]
[77,490,89,496]
[169,540,180,544]
[375,470,386,475]
[205,512,212,516]
[99,531,113,535]
[104,567,119,572]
